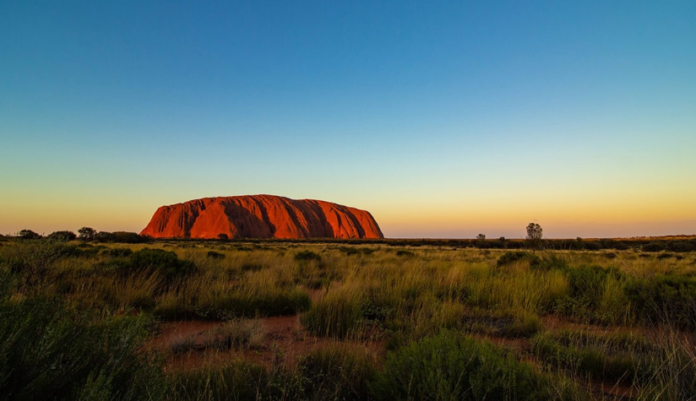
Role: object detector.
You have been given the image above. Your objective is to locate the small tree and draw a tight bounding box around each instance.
[18,229,41,239]
[94,231,113,242]
[575,237,585,250]
[47,231,77,242]
[78,227,96,241]
[526,223,543,252]
[476,234,486,241]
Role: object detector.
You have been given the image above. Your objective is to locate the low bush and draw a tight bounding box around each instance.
[46,231,77,242]
[531,331,655,385]
[241,263,263,272]
[554,266,622,321]
[642,242,665,252]
[1,242,96,290]
[101,247,134,258]
[302,290,363,339]
[624,275,696,329]
[297,347,376,401]
[0,295,165,400]
[496,251,541,269]
[337,246,375,256]
[501,313,543,338]
[372,331,556,401]
[395,249,414,257]
[666,241,695,253]
[657,253,675,260]
[17,230,41,240]
[125,248,196,280]
[165,288,311,321]
[167,346,377,401]
[294,250,322,262]
[538,254,569,271]
[167,361,270,401]
[583,241,602,251]
[337,246,360,256]
[461,310,543,339]
[206,251,225,259]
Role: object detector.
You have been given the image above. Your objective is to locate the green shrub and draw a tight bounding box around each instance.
[554,266,621,321]
[1,242,94,290]
[17,230,41,240]
[496,251,541,268]
[101,248,134,258]
[294,250,322,262]
[46,231,77,242]
[302,291,363,339]
[337,246,360,256]
[642,242,665,252]
[531,331,654,385]
[538,254,569,271]
[179,288,311,321]
[657,253,675,260]
[167,361,269,401]
[0,296,165,400]
[206,251,225,259]
[583,241,602,251]
[337,246,375,256]
[501,313,543,338]
[241,263,263,272]
[666,241,695,253]
[624,275,696,329]
[297,347,376,401]
[126,248,196,279]
[462,311,542,339]
[372,331,551,401]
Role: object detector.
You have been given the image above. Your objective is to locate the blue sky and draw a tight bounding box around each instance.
[1,1,695,238]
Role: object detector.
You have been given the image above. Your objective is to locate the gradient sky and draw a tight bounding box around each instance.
[1,1,695,238]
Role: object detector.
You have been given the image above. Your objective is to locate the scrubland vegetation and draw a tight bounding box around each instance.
[1,236,695,400]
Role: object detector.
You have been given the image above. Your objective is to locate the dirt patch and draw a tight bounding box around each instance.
[148,315,383,371]
[590,378,639,400]
[149,320,222,350]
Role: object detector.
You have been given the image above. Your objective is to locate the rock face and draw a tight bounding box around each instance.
[140,195,384,239]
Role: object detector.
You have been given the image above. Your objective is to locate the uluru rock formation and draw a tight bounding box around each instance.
[140,195,384,239]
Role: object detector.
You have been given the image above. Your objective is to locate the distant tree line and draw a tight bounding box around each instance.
[162,235,696,253]
[11,227,152,244]
[6,224,696,252]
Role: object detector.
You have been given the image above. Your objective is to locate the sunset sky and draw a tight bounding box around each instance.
[1,1,695,238]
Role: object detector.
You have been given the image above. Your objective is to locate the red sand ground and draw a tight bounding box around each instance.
[145,291,696,400]
[149,315,384,371]
[145,314,669,399]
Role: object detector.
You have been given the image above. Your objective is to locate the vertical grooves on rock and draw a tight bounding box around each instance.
[253,196,277,236]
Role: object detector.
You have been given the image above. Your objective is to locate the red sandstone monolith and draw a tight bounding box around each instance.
[140,195,384,239]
